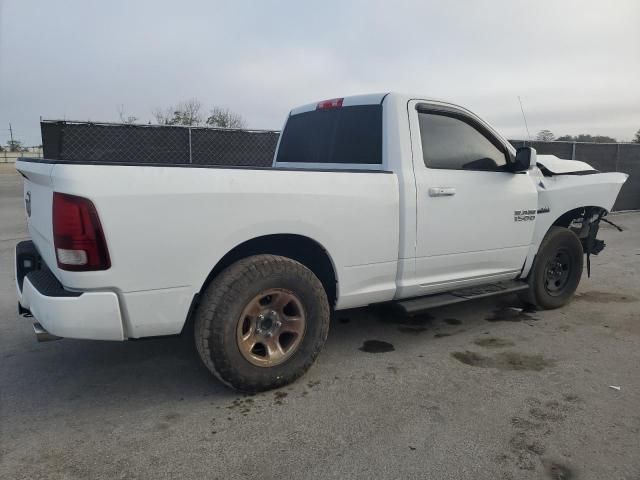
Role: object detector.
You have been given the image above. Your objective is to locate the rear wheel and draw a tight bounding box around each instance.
[520,227,583,309]
[194,255,330,392]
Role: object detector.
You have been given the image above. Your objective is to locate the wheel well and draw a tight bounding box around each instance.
[552,206,607,229]
[201,234,338,308]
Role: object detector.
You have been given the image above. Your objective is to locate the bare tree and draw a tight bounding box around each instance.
[152,98,203,126]
[7,139,24,152]
[117,105,138,124]
[535,129,555,142]
[206,107,246,129]
[633,128,640,144]
[152,107,174,125]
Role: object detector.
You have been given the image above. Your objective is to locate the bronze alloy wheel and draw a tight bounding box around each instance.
[236,288,307,367]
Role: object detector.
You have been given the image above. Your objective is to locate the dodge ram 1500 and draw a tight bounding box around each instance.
[15,93,628,391]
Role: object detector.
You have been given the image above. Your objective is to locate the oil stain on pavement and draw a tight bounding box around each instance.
[474,337,515,348]
[359,340,395,353]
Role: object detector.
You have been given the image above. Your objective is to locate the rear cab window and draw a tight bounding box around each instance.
[275,102,383,168]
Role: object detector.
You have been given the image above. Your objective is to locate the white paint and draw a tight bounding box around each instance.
[537,155,596,174]
[15,93,628,340]
[18,276,124,341]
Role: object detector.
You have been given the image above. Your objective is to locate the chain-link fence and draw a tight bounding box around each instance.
[41,120,280,167]
[1,147,42,163]
[34,121,640,211]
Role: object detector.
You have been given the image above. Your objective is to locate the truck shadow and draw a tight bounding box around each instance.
[5,293,529,417]
[326,293,533,352]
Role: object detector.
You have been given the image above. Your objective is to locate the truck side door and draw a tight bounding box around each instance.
[407,100,538,295]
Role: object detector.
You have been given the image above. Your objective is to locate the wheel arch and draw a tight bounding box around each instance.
[199,234,338,309]
[521,204,609,280]
[551,205,609,229]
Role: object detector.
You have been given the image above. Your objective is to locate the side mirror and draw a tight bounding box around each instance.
[509,147,537,172]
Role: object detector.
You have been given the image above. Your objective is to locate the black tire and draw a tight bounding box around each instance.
[519,227,583,309]
[194,254,330,392]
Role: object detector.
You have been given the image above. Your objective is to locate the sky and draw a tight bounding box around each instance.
[0,0,639,146]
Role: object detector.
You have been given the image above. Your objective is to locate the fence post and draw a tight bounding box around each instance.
[571,142,576,160]
[615,143,620,172]
[188,127,193,164]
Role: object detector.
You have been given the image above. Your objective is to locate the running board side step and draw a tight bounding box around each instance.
[33,322,62,342]
[393,280,529,315]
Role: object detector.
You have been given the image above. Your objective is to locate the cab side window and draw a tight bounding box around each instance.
[418,111,508,171]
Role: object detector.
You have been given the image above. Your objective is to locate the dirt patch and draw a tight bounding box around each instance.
[397,325,428,335]
[511,417,543,431]
[545,461,574,480]
[562,393,581,403]
[575,290,637,303]
[510,431,546,455]
[444,318,462,325]
[486,307,538,322]
[529,406,565,422]
[451,351,554,371]
[474,337,515,348]
[228,397,255,413]
[274,391,288,405]
[500,395,579,477]
[359,340,395,353]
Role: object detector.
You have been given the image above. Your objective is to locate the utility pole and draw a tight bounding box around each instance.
[9,123,14,144]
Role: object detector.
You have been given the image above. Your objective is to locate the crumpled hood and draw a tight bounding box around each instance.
[536,155,596,174]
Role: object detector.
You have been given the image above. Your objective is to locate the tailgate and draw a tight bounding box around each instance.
[15,160,58,271]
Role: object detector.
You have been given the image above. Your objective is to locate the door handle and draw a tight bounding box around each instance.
[428,187,456,197]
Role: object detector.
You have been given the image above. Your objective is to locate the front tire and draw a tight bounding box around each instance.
[194,255,330,392]
[520,227,584,309]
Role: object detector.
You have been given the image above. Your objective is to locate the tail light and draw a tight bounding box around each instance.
[316,98,343,110]
[52,192,111,271]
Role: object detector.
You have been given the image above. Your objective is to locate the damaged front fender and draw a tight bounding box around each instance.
[520,168,628,279]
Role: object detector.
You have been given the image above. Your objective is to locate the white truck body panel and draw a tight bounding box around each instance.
[14,92,628,341]
[18,162,399,338]
[536,155,596,174]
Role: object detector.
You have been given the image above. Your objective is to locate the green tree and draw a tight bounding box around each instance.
[554,134,617,143]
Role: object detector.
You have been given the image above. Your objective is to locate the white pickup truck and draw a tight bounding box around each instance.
[15,93,628,391]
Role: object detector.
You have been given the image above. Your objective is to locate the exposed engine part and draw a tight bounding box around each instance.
[566,207,611,278]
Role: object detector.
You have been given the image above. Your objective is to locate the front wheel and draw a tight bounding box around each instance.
[520,227,584,309]
[194,254,330,392]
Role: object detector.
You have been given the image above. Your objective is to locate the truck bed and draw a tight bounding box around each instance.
[16,157,400,338]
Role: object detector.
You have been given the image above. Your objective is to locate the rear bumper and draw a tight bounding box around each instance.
[15,241,125,341]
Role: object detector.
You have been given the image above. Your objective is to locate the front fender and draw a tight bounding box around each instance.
[520,170,628,278]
